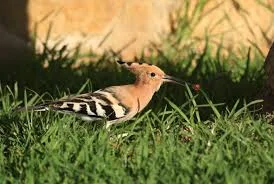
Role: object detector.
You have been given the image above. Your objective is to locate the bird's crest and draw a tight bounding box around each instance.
[115,58,164,75]
[116,58,151,67]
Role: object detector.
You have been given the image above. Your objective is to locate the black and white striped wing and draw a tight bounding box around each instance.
[44,90,130,121]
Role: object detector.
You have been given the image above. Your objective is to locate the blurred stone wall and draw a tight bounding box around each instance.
[190,0,274,55]
[0,0,273,64]
[27,0,176,60]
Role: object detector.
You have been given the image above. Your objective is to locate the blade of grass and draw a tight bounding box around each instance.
[185,84,201,122]
[200,89,221,119]
[165,97,190,124]
[233,99,264,118]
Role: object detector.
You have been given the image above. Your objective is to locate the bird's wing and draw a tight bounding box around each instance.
[33,89,130,121]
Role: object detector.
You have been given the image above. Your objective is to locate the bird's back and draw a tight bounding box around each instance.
[30,86,133,122]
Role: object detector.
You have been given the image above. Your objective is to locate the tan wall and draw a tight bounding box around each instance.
[27,0,176,59]
[0,0,273,63]
[190,0,274,54]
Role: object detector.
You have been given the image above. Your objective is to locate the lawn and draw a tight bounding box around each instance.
[0,39,273,183]
[1,1,274,181]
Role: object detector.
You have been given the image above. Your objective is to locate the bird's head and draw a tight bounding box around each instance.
[117,59,190,92]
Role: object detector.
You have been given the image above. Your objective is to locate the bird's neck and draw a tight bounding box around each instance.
[132,81,156,112]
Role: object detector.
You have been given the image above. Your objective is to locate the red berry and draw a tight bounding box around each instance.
[192,84,200,91]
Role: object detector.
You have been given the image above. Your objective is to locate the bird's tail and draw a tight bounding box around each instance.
[15,103,50,112]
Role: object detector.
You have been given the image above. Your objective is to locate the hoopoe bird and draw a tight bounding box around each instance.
[21,60,199,128]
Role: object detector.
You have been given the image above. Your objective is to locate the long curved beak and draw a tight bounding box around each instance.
[163,75,187,86]
[163,75,201,91]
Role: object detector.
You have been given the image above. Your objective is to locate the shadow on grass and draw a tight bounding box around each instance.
[0,42,270,183]
[0,43,265,120]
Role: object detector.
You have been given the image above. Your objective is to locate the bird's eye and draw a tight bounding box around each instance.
[150,72,156,77]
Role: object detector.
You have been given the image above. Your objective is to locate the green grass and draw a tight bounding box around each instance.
[0,42,273,183]
[0,0,274,181]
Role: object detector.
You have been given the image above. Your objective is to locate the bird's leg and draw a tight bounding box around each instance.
[106,121,129,139]
[105,121,116,130]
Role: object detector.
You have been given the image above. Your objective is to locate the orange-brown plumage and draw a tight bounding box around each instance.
[20,59,192,128]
